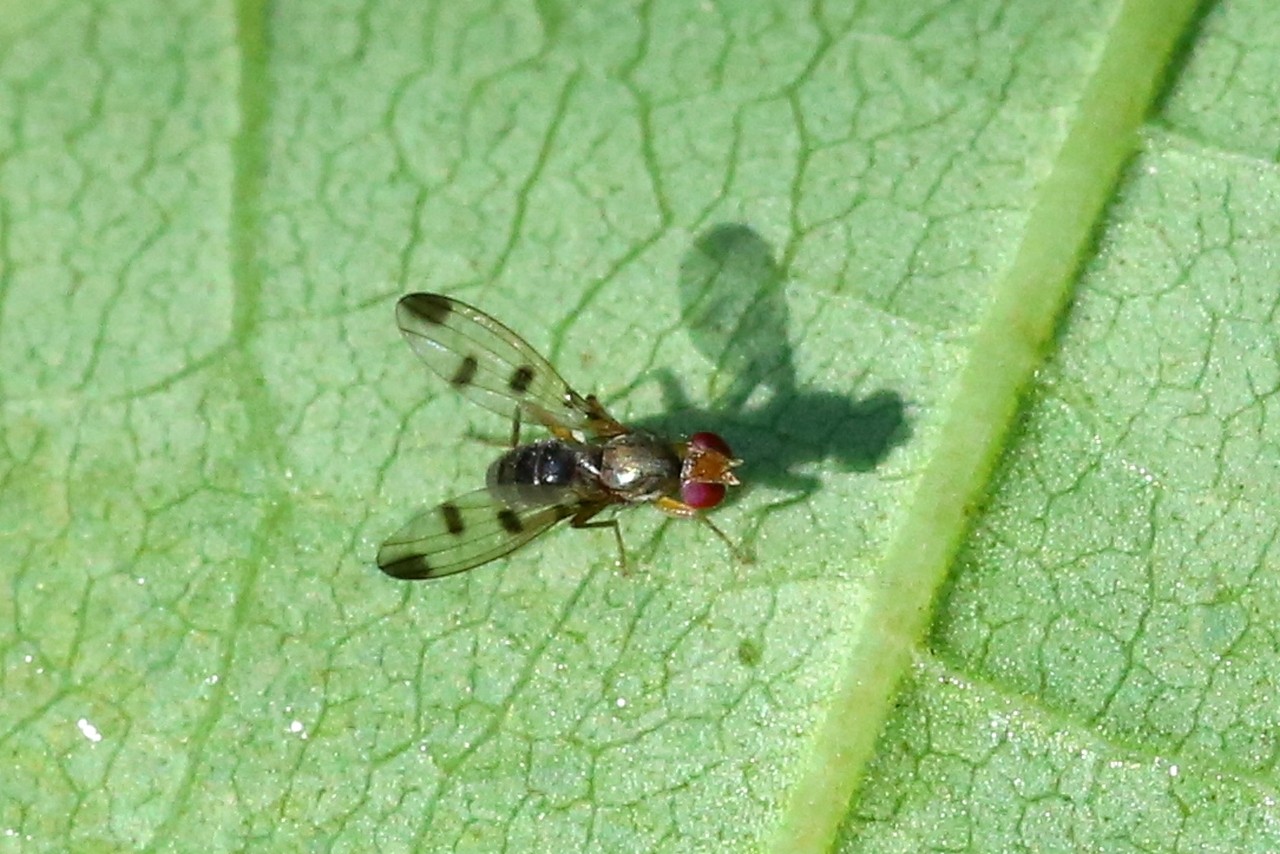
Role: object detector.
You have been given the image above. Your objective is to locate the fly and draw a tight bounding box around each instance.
[377,292,742,580]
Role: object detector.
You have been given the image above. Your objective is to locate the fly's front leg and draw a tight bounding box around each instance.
[654,495,696,519]
[697,515,753,564]
[653,496,753,564]
[571,502,628,572]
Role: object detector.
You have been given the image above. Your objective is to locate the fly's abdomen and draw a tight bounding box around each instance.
[487,439,598,506]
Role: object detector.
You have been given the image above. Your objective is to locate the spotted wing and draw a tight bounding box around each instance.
[396,292,601,436]
[377,488,576,580]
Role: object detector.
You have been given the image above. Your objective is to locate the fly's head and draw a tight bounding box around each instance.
[677,432,741,510]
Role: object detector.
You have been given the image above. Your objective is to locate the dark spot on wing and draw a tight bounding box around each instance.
[404,293,452,325]
[380,556,431,579]
[509,365,535,394]
[451,355,478,387]
[497,509,524,534]
[440,502,465,535]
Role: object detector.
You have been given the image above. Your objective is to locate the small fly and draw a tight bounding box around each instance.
[377,293,742,580]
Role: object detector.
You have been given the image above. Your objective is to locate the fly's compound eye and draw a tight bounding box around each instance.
[689,431,733,457]
[681,480,727,509]
[682,431,739,509]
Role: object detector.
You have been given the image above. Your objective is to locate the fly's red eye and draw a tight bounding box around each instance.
[681,481,726,509]
[689,431,733,457]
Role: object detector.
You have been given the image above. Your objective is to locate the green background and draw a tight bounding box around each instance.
[4,0,1277,851]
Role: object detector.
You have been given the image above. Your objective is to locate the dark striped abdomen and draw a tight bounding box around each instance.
[486,439,599,506]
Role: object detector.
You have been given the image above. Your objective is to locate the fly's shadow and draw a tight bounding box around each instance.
[628,223,911,538]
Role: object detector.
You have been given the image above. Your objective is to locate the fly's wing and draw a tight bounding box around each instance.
[396,293,602,437]
[377,488,576,580]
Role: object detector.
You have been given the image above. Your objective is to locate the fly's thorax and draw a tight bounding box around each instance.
[599,432,681,502]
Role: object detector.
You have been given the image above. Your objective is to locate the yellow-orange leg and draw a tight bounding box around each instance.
[654,496,751,564]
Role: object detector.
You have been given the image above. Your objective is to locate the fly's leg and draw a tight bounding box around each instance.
[580,393,629,438]
[697,515,753,564]
[653,496,753,564]
[508,407,522,448]
[464,408,523,448]
[571,502,628,572]
[653,495,697,519]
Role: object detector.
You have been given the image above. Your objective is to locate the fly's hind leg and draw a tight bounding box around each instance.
[463,407,523,448]
[570,502,628,573]
[508,407,522,447]
[579,393,629,438]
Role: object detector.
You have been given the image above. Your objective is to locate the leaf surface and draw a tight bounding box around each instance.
[4,1,1267,852]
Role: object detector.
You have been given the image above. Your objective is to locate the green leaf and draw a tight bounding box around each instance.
[3,0,1266,851]
[838,1,1280,852]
